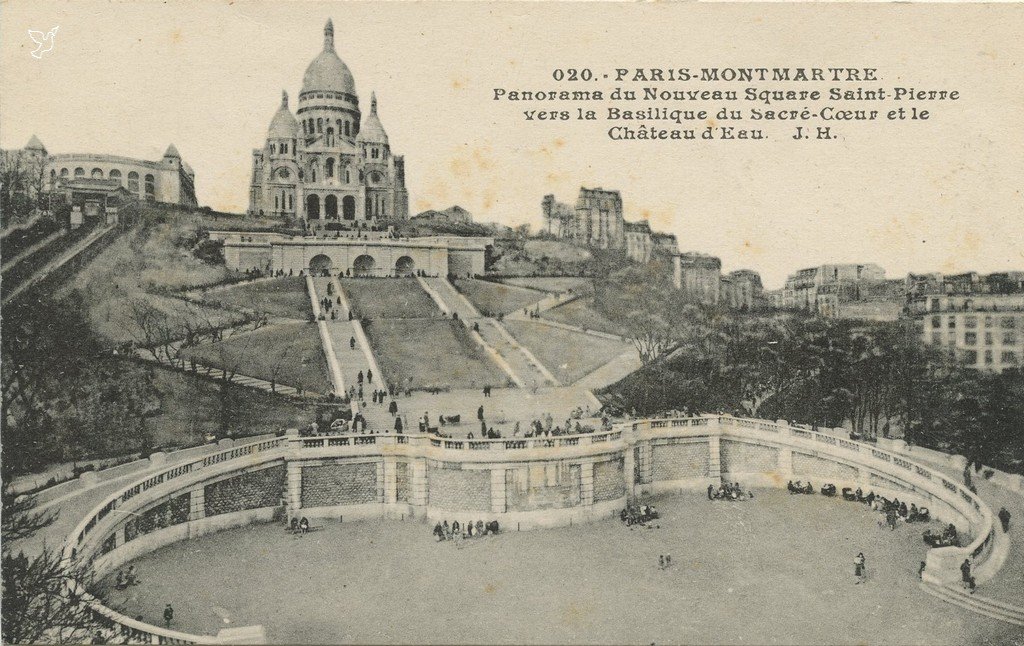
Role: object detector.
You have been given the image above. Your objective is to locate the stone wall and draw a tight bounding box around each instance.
[205,465,286,516]
[301,462,380,507]
[427,463,491,511]
[652,441,710,481]
[124,492,191,543]
[593,457,626,502]
[869,472,916,494]
[396,461,410,504]
[505,463,581,511]
[792,452,858,482]
[721,440,779,475]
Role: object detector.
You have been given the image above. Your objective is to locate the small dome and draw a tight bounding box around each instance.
[268,91,299,139]
[358,93,388,144]
[25,135,46,152]
[301,20,357,97]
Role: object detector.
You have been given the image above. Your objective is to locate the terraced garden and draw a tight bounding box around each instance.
[341,278,442,319]
[362,319,510,391]
[179,322,332,394]
[196,277,311,320]
[503,320,630,384]
[453,278,547,316]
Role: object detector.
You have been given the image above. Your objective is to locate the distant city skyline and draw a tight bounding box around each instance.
[3,1,1022,289]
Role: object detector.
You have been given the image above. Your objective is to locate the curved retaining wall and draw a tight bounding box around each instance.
[63,417,997,644]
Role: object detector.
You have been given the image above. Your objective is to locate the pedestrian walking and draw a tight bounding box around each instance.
[854,553,866,584]
[350,336,356,350]
[477,405,484,421]
[367,369,373,383]
[163,604,174,628]
[961,559,976,593]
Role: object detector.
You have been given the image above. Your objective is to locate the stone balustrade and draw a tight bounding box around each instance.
[61,416,999,644]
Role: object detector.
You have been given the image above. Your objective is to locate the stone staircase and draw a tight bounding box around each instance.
[418,275,557,389]
[419,275,480,319]
[476,318,558,388]
[920,582,1024,626]
[308,276,395,432]
[573,348,642,389]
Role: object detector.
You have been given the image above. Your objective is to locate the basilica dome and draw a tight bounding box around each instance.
[301,20,357,98]
[358,93,389,144]
[268,91,299,138]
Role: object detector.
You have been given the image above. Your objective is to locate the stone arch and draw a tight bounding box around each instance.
[353,254,376,277]
[127,171,139,193]
[309,254,332,274]
[324,195,338,219]
[306,194,320,219]
[109,169,122,184]
[395,256,415,277]
[74,167,85,177]
[342,195,356,220]
[91,168,103,179]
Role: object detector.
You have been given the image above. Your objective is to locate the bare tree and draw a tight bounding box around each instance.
[1,487,100,644]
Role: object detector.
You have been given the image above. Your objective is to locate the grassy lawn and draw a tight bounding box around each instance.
[452,278,546,316]
[498,276,592,294]
[64,217,242,344]
[197,277,311,320]
[541,297,626,337]
[180,322,332,394]
[362,319,509,390]
[146,364,315,449]
[503,319,629,384]
[340,278,441,319]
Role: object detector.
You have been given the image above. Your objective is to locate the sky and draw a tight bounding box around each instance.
[2,1,1022,289]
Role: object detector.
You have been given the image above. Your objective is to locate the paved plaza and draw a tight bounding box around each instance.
[99,490,1023,645]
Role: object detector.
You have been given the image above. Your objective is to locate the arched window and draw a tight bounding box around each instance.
[275,195,279,210]
[335,119,342,136]
[308,119,314,135]
[271,143,276,154]
[316,118,323,133]
[288,194,293,210]
[144,174,155,200]
[344,168,350,184]
[344,120,350,137]
[109,169,122,185]
[128,171,139,192]
[74,167,85,177]
[60,168,69,177]
[325,157,335,178]
[91,168,103,179]
[302,121,307,135]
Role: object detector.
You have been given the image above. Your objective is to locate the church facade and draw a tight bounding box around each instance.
[248,20,409,227]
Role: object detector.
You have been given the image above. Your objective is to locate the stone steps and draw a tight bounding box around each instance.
[480,319,558,388]
[919,582,1024,626]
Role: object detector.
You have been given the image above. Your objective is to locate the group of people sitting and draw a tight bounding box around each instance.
[710,482,753,501]
[923,523,960,548]
[787,480,816,495]
[620,502,660,526]
[113,565,141,590]
[288,517,312,535]
[432,519,500,541]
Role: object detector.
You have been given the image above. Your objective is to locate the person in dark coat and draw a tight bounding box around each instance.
[394,416,403,433]
[999,507,1011,532]
[477,405,484,421]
